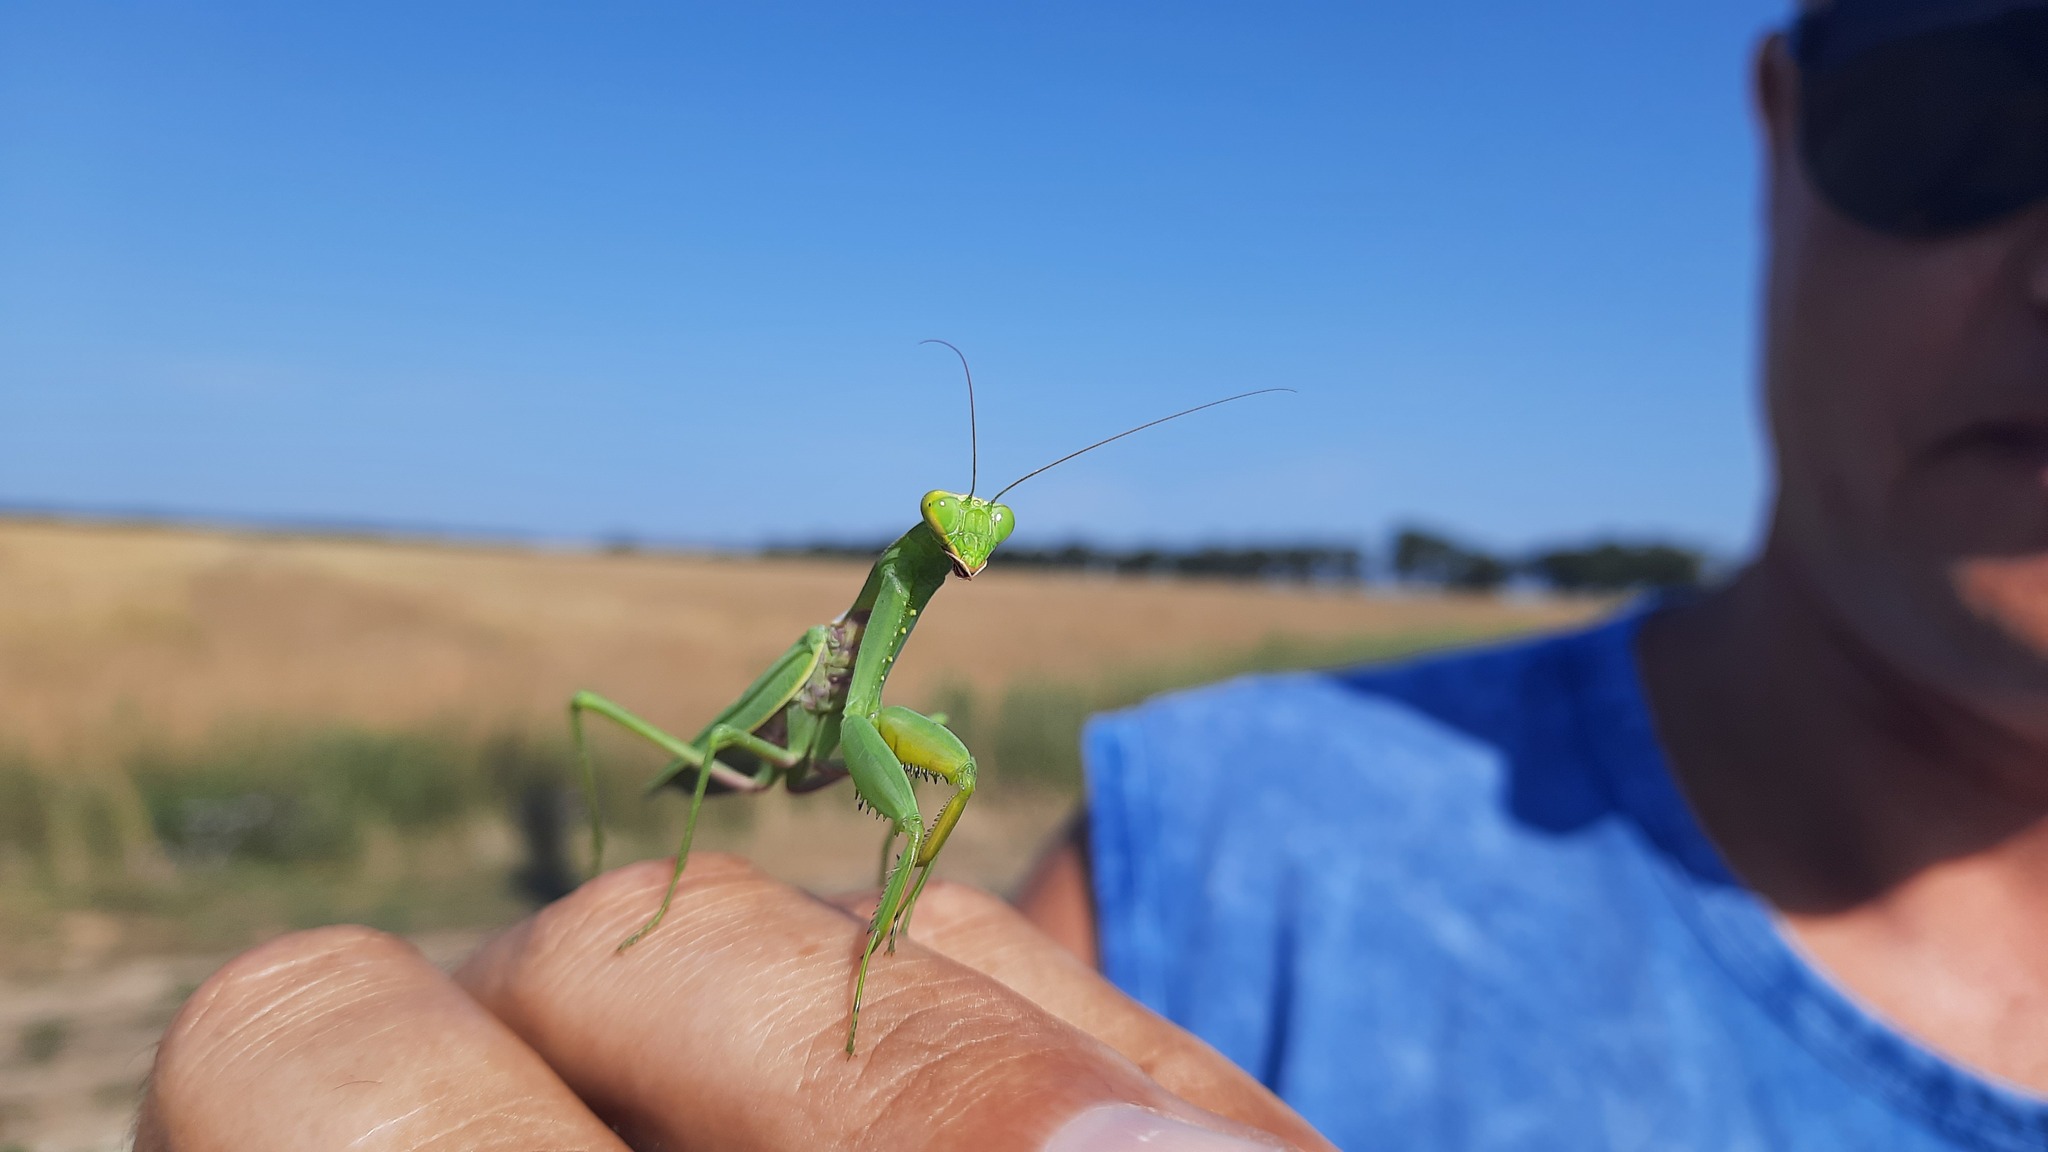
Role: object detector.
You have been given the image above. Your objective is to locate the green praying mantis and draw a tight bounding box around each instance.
[569,342,1288,1053]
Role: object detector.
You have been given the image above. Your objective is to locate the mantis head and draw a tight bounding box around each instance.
[916,336,1289,582]
[921,490,1015,578]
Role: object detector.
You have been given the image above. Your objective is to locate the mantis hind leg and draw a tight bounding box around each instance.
[568,629,826,945]
[569,689,791,872]
[618,720,805,952]
[568,692,799,949]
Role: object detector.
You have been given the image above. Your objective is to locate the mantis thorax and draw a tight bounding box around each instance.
[920,490,1015,578]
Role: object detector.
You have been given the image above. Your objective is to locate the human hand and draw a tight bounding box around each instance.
[137,854,1333,1151]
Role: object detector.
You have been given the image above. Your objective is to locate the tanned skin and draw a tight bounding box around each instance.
[1022,34,2048,1093]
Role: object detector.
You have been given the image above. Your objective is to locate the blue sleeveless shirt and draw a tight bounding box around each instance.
[1083,609,2048,1150]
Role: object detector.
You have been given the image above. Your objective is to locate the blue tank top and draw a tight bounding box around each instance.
[1084,608,2048,1150]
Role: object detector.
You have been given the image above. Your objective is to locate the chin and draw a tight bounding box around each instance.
[1951,552,2048,661]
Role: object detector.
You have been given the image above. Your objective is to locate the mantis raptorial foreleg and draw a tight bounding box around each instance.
[873,705,976,949]
[564,343,1289,1054]
[839,711,931,1052]
[877,827,900,890]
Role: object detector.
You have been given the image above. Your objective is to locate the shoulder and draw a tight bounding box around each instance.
[1084,613,1627,832]
[1081,609,1663,1068]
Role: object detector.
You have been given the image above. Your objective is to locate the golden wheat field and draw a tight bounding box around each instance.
[0,514,1608,936]
[0,512,1609,955]
[0,515,1603,1150]
[0,517,1596,752]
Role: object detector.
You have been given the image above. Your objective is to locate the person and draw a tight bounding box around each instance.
[139,1,2048,1147]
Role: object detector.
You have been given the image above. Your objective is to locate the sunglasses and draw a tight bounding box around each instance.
[1793,6,2048,237]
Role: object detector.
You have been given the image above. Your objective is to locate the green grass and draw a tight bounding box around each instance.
[0,621,1539,966]
[19,1017,68,1065]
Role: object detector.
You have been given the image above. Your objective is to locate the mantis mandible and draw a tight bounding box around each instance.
[569,342,1288,1053]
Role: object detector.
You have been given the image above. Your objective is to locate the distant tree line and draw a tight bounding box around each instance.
[998,543,1364,582]
[1391,527,1705,593]
[765,540,1365,583]
[765,527,1710,594]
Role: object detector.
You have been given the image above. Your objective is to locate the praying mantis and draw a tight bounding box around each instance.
[569,342,1287,1053]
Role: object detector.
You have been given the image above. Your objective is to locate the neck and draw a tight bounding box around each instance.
[1639,544,2048,1090]
[850,522,953,616]
[840,522,954,719]
[1639,549,2048,913]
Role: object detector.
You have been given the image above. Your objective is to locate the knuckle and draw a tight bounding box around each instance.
[851,970,1151,1145]
[572,856,682,907]
[908,880,1010,932]
[156,926,421,1087]
[530,853,785,959]
[180,925,415,1023]
[565,853,758,919]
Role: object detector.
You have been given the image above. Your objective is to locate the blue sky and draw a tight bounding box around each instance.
[1,1,1788,555]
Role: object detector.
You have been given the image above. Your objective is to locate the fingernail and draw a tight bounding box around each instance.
[1043,1104,1285,1152]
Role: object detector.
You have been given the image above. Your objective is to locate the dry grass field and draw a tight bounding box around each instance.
[0,516,1595,755]
[0,514,1604,1150]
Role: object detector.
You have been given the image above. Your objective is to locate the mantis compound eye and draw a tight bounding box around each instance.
[921,490,966,537]
[990,504,1016,546]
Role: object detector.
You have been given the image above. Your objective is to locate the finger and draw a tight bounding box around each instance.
[1013,819,1098,965]
[459,854,1299,1152]
[139,925,625,1152]
[834,884,1333,1152]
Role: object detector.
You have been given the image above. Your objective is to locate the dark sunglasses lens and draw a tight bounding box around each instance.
[1801,17,2048,237]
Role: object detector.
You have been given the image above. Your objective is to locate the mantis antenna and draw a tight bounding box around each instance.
[920,339,978,498]
[990,387,1296,502]
[567,350,1293,1054]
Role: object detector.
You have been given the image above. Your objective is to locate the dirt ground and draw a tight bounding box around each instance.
[0,784,1083,1152]
[0,792,1078,1152]
[0,928,486,1152]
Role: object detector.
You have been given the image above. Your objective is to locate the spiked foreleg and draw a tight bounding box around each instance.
[839,713,925,1054]
[877,826,900,890]
[874,705,978,948]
